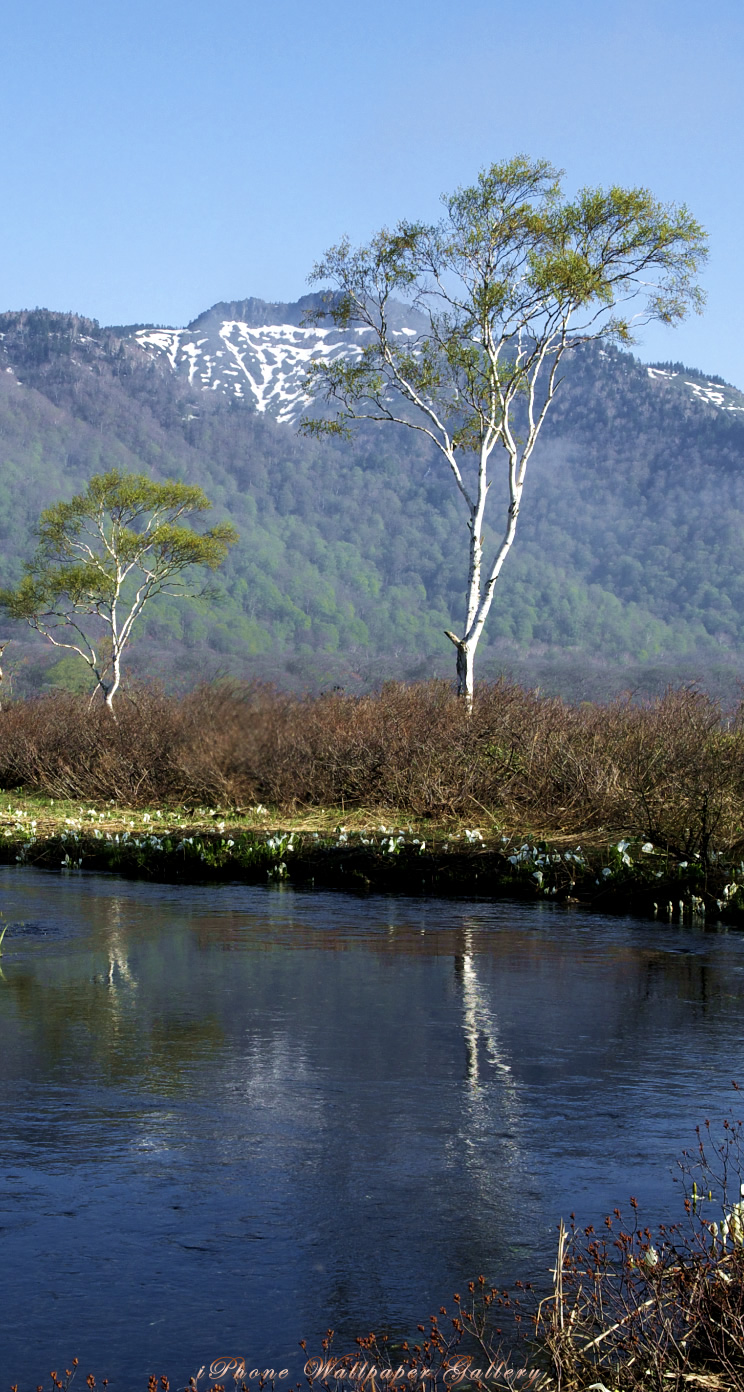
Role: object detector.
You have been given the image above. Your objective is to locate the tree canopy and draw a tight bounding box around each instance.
[0,470,238,706]
[302,156,708,700]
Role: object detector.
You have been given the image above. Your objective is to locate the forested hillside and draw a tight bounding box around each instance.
[0,303,742,699]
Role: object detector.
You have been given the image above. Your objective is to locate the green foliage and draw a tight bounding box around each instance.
[0,468,237,701]
[44,654,96,694]
[302,155,707,444]
[0,299,743,693]
[299,156,707,690]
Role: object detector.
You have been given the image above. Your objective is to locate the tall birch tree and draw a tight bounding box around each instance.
[0,470,238,709]
[301,156,707,704]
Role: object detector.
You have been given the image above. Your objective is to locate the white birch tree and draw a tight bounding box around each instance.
[0,470,238,709]
[301,156,707,705]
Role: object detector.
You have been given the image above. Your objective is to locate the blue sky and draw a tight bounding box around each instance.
[1,0,742,382]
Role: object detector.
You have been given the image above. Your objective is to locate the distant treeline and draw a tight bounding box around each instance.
[0,311,743,695]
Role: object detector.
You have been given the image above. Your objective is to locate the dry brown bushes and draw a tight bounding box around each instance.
[0,681,742,853]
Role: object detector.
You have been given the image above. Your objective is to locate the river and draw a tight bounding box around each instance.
[1,867,743,1385]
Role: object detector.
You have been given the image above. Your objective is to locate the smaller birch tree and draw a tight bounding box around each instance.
[301,156,708,704]
[0,470,238,708]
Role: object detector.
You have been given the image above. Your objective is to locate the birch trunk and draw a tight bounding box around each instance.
[453,636,476,707]
[304,161,706,711]
[444,441,520,710]
[103,664,121,713]
[102,593,123,713]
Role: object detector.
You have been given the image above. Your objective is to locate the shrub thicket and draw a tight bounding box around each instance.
[0,681,742,855]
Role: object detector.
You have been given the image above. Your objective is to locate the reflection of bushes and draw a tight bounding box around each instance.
[1,682,744,855]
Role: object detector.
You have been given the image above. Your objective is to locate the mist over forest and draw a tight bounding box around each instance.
[0,302,742,702]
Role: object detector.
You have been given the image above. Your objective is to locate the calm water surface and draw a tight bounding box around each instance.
[2,867,744,1385]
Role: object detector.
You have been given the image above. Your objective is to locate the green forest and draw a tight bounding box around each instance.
[0,307,742,698]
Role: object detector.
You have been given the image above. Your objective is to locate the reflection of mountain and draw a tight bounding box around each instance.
[0,890,225,1096]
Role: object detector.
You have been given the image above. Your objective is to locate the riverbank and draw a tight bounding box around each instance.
[1,793,742,925]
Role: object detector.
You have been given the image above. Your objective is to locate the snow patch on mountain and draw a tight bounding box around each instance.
[129,297,744,425]
[647,365,744,412]
[134,317,384,424]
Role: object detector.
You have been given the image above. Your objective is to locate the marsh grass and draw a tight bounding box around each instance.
[529,1107,744,1390]
[0,681,743,858]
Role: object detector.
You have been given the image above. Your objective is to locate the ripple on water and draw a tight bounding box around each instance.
[1,868,744,1384]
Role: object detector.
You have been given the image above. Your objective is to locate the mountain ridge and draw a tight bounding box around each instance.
[0,298,743,700]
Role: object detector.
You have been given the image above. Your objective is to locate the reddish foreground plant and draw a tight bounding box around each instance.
[15,1108,744,1392]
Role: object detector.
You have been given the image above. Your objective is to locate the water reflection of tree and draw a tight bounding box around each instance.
[4,889,743,1358]
[451,924,531,1263]
[455,927,516,1090]
[0,896,224,1092]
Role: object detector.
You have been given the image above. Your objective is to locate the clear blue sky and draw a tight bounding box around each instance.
[1,0,742,382]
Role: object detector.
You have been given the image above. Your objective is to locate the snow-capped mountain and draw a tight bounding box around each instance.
[132,294,419,425]
[130,296,744,424]
[645,365,744,412]
[2,298,742,433]
[2,299,744,693]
